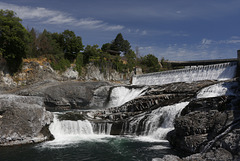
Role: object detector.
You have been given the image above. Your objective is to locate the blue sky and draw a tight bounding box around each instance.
[1,0,240,61]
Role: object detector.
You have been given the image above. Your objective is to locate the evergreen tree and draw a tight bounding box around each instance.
[101,43,111,52]
[110,33,131,55]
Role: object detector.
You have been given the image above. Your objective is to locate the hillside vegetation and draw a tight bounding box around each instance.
[0,9,172,75]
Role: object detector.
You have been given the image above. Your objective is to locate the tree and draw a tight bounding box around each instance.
[82,45,101,65]
[125,49,137,71]
[140,54,160,73]
[0,10,30,73]
[101,43,111,52]
[61,30,84,62]
[110,33,131,54]
[160,57,172,71]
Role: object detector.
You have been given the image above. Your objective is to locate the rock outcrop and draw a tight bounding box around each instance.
[167,80,240,160]
[0,95,53,146]
[79,80,221,136]
[0,59,133,90]
[13,81,112,110]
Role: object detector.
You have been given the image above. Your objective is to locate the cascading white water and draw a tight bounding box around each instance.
[49,113,113,143]
[197,81,238,98]
[132,62,237,85]
[48,62,237,143]
[122,102,189,140]
[91,122,112,135]
[49,114,94,140]
[107,86,147,107]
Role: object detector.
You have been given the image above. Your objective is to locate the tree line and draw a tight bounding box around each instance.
[0,9,171,74]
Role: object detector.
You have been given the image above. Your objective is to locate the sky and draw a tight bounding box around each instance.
[1,0,240,61]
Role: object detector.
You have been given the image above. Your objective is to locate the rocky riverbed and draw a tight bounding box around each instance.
[0,78,239,160]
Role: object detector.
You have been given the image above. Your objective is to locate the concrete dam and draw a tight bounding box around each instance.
[132,61,238,86]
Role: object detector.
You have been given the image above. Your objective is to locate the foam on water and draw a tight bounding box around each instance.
[48,114,113,146]
[197,81,238,98]
[122,102,189,140]
[107,86,147,107]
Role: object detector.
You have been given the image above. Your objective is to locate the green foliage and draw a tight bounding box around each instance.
[112,55,126,72]
[50,55,70,72]
[125,49,137,71]
[75,53,83,74]
[160,57,172,71]
[140,54,160,73]
[110,33,131,55]
[0,10,163,75]
[0,9,30,73]
[61,30,84,62]
[101,43,111,52]
[27,28,38,58]
[37,29,63,56]
[83,45,101,65]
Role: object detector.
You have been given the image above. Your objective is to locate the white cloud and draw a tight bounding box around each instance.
[201,38,213,45]
[105,25,125,31]
[200,37,240,46]
[137,38,238,61]
[219,39,240,44]
[0,2,124,31]
[43,14,75,24]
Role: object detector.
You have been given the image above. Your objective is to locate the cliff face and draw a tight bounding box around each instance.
[0,59,132,91]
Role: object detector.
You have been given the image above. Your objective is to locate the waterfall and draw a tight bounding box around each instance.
[107,86,147,107]
[49,114,94,139]
[92,122,112,135]
[49,114,113,141]
[132,62,237,85]
[122,102,189,140]
[197,81,238,98]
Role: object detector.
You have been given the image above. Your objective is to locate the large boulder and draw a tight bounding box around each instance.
[14,81,111,110]
[0,95,53,146]
[167,94,240,159]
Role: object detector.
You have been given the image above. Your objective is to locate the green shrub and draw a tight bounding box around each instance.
[75,53,83,74]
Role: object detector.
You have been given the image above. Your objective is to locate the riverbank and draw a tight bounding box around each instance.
[0,59,239,160]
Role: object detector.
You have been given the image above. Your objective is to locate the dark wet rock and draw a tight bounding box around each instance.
[222,128,240,156]
[153,155,182,161]
[0,95,53,146]
[157,148,234,161]
[180,96,233,115]
[109,94,191,114]
[183,148,233,161]
[57,112,85,121]
[84,80,223,136]
[145,80,217,96]
[167,86,240,159]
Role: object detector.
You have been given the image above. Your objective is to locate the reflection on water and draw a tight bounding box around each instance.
[0,136,180,161]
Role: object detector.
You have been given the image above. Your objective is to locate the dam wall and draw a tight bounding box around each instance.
[132,62,237,85]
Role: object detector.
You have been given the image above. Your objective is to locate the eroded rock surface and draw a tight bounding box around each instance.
[13,81,111,110]
[167,81,240,160]
[0,95,53,146]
